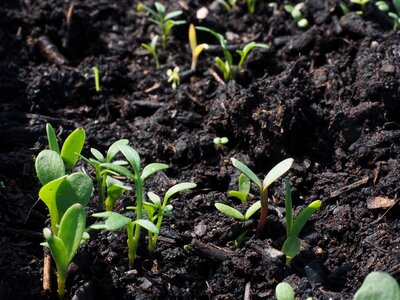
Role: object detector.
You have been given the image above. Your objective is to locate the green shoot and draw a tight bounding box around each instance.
[141,35,160,68]
[95,145,169,268]
[213,137,229,145]
[376,0,400,29]
[228,173,250,203]
[139,2,186,49]
[215,201,261,221]
[217,0,238,11]
[196,26,268,81]
[230,157,293,234]
[284,3,309,28]
[247,0,257,14]
[189,24,209,71]
[42,204,87,299]
[131,182,196,252]
[281,180,321,264]
[234,230,250,248]
[166,67,180,90]
[105,176,131,211]
[275,282,295,300]
[79,139,129,209]
[339,1,350,15]
[354,272,400,300]
[350,0,370,14]
[92,67,101,92]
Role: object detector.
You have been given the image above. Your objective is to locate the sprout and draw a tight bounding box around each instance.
[281,180,321,264]
[228,173,250,203]
[166,67,180,90]
[350,0,370,14]
[217,0,238,11]
[339,1,350,15]
[376,0,400,29]
[284,3,308,28]
[189,24,209,71]
[213,136,229,145]
[92,66,101,92]
[196,26,268,81]
[141,35,160,68]
[247,0,257,14]
[139,2,186,49]
[42,204,87,299]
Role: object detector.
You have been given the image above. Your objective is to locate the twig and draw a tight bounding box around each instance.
[189,239,234,261]
[43,247,52,292]
[37,36,69,66]
[330,176,369,198]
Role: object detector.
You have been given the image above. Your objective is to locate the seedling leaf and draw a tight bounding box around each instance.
[354,271,400,300]
[263,158,293,190]
[46,123,60,154]
[60,128,85,172]
[244,200,261,220]
[290,200,321,237]
[134,219,159,234]
[35,150,65,185]
[43,228,68,275]
[215,203,245,220]
[147,192,161,206]
[91,148,105,162]
[100,163,136,181]
[165,182,197,202]
[231,158,262,189]
[281,236,301,261]
[107,139,129,162]
[141,163,169,181]
[118,145,141,177]
[91,211,131,230]
[275,282,295,300]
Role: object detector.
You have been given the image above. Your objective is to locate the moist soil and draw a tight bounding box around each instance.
[1,0,399,299]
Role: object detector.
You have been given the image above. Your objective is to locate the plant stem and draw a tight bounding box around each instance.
[128,180,143,268]
[257,188,268,236]
[57,271,66,299]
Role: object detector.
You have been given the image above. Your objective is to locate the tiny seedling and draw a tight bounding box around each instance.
[94,145,169,267]
[339,1,350,15]
[42,204,87,299]
[141,35,160,68]
[217,0,238,11]
[284,3,309,28]
[350,0,370,14]
[230,157,293,234]
[228,173,250,203]
[215,200,261,221]
[92,67,101,92]
[166,67,180,90]
[376,0,400,29]
[353,271,399,300]
[128,182,196,252]
[189,24,209,71]
[275,282,313,300]
[281,180,321,264]
[247,0,257,14]
[79,139,129,209]
[105,176,132,211]
[213,136,229,146]
[139,2,186,49]
[196,26,268,81]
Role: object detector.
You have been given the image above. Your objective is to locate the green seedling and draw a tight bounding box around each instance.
[196,26,268,81]
[138,2,186,49]
[376,0,400,29]
[247,0,257,14]
[353,271,399,300]
[105,176,132,211]
[213,136,229,146]
[166,67,180,90]
[339,1,350,15]
[217,0,238,11]
[42,204,87,299]
[94,145,169,267]
[284,3,309,28]
[234,229,250,248]
[215,199,261,221]
[281,180,321,264]
[189,24,209,71]
[228,173,250,203]
[230,157,293,234]
[128,182,196,252]
[79,139,129,209]
[92,67,101,92]
[350,0,370,14]
[275,282,313,300]
[141,35,160,68]
[35,124,86,184]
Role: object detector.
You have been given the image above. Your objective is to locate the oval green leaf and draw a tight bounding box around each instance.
[215,203,245,220]
[165,182,196,202]
[134,219,159,235]
[35,150,65,185]
[106,139,129,162]
[244,200,261,220]
[118,145,141,176]
[354,272,400,300]
[46,123,60,154]
[263,158,293,190]
[231,158,262,189]
[60,128,86,172]
[91,211,131,231]
[141,163,169,181]
[281,236,301,260]
[275,282,295,300]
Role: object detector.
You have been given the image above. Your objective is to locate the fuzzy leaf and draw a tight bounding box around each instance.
[106,139,129,163]
[35,150,65,185]
[215,203,245,220]
[263,158,293,190]
[354,272,400,300]
[134,219,159,234]
[46,123,60,154]
[91,211,131,230]
[141,163,169,181]
[60,128,85,172]
[244,201,261,220]
[275,282,295,300]
[291,200,321,237]
[231,158,262,189]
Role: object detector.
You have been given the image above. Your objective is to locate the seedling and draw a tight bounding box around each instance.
[339,1,350,15]
[350,0,370,14]
[215,200,261,221]
[230,157,293,234]
[196,26,268,81]
[93,145,169,267]
[141,35,160,68]
[105,176,132,211]
[92,67,101,92]
[128,182,196,252]
[42,204,87,299]
[138,2,186,49]
[284,3,309,28]
[189,24,209,71]
[166,67,180,90]
[217,0,238,11]
[281,180,321,264]
[376,0,400,29]
[228,173,250,203]
[79,139,129,209]
[213,136,229,146]
[247,0,257,14]
[275,282,313,300]
[354,272,399,300]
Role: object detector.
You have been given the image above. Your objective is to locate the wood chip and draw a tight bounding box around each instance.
[330,176,369,198]
[367,196,396,210]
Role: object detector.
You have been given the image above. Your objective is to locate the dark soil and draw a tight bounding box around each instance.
[1,0,399,299]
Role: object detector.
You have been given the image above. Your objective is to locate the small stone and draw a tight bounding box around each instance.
[139,277,153,291]
[196,7,209,20]
[194,221,207,236]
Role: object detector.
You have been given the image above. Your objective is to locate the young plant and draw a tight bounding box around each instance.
[79,139,129,209]
[92,67,101,92]
[132,182,196,252]
[139,2,186,49]
[228,173,250,203]
[217,0,238,11]
[196,26,268,81]
[94,145,169,267]
[215,200,261,221]
[376,0,400,29]
[247,0,257,14]
[339,1,350,15]
[281,180,321,264]
[141,35,160,68]
[230,157,293,234]
[275,282,313,300]
[350,0,370,14]
[284,3,309,28]
[166,67,180,90]
[189,24,209,71]
[105,176,132,211]
[42,204,87,299]
[354,272,400,300]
